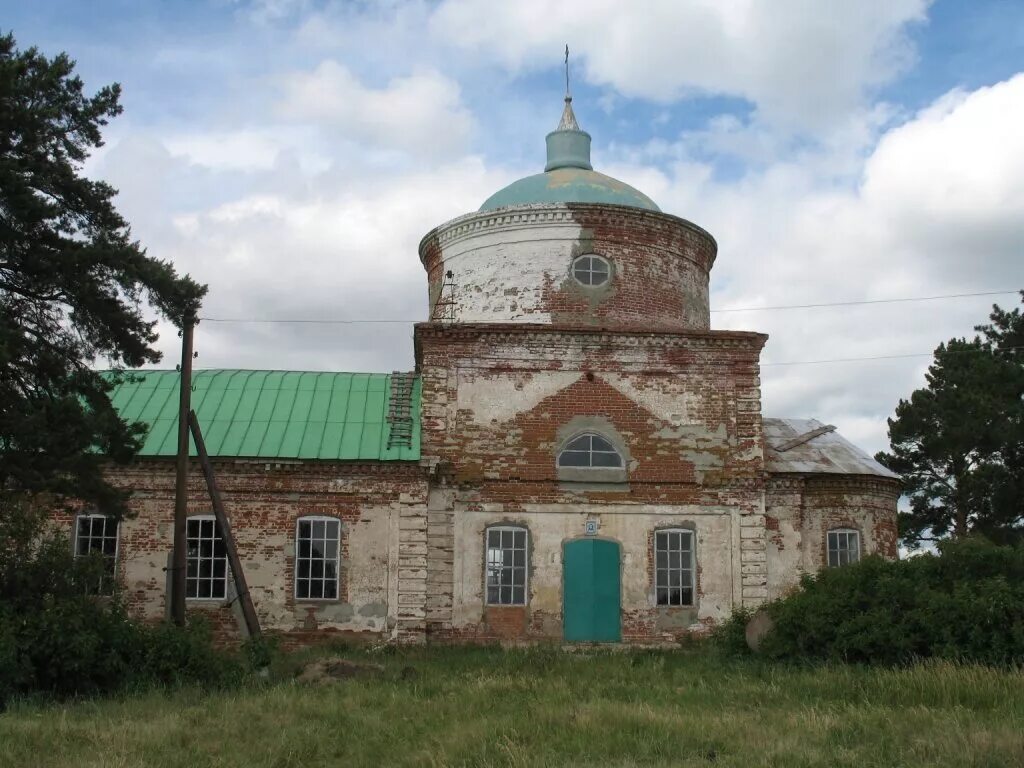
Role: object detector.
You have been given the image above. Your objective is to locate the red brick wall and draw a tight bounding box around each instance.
[765,475,900,600]
[415,323,767,499]
[419,205,717,331]
[416,322,769,642]
[76,460,429,645]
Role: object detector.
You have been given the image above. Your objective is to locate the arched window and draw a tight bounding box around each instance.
[485,526,527,606]
[557,433,624,469]
[296,516,341,600]
[654,528,695,606]
[827,528,860,567]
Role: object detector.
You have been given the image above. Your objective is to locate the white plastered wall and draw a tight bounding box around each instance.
[439,216,585,323]
[452,507,740,633]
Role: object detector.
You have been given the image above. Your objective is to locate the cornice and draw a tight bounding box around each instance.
[418,203,716,264]
[805,474,901,496]
[767,472,900,497]
[414,322,767,351]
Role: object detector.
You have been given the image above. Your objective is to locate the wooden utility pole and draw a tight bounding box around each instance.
[170,317,195,626]
[189,411,262,638]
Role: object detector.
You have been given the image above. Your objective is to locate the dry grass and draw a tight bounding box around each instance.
[1,645,1022,767]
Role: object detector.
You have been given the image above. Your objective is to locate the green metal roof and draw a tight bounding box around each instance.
[108,370,421,462]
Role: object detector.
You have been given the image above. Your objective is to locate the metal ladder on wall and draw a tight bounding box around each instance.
[387,371,416,450]
[431,269,457,323]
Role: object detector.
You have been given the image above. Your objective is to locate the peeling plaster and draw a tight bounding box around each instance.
[457,370,581,425]
[604,374,700,424]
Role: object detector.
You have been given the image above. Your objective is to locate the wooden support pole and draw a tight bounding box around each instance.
[170,318,194,627]
[188,410,262,639]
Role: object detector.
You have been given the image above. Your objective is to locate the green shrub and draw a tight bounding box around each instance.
[710,606,754,657]
[756,537,1024,665]
[0,494,245,706]
[241,633,279,672]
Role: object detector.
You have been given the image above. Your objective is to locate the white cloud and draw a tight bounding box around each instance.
[277,61,475,156]
[235,0,311,24]
[164,131,286,173]
[96,130,508,372]
[78,0,1022,462]
[860,75,1024,283]
[97,70,1024,457]
[430,0,929,129]
[638,73,1024,453]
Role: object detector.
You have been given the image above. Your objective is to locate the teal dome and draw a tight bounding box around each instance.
[479,96,660,213]
[480,167,660,212]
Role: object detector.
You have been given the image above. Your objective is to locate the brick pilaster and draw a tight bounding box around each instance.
[395,493,428,642]
[425,488,455,633]
[739,512,768,606]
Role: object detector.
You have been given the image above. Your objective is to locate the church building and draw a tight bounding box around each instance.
[68,93,900,645]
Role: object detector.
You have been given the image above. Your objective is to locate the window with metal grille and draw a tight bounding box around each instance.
[571,254,611,286]
[557,433,624,468]
[186,516,228,600]
[295,517,341,600]
[655,529,695,606]
[74,514,119,595]
[827,529,860,567]
[486,526,527,605]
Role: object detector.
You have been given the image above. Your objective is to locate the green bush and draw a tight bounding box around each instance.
[0,495,244,706]
[709,605,754,657]
[738,537,1024,665]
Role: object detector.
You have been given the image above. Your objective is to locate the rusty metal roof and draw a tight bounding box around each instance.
[108,370,421,462]
[763,417,898,479]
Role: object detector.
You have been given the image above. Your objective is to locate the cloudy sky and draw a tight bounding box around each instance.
[7,0,1023,454]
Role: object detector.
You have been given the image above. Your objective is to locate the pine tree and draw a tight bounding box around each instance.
[0,33,205,514]
[877,293,1024,546]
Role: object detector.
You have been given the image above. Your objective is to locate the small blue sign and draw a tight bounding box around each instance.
[584,519,598,536]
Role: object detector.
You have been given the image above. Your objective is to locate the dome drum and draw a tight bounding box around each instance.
[419,203,716,331]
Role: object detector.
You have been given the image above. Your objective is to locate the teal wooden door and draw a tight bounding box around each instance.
[563,538,621,642]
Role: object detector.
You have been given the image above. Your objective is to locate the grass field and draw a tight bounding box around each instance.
[1,645,1023,767]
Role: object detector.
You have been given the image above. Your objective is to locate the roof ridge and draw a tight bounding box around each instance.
[98,368,412,376]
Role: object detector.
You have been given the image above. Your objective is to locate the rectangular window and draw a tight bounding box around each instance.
[295,518,341,600]
[186,517,228,600]
[486,527,527,605]
[827,529,861,567]
[655,529,694,606]
[74,514,119,595]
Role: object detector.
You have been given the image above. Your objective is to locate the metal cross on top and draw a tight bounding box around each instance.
[565,44,571,99]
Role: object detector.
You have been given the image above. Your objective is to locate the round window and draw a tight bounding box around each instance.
[571,254,611,287]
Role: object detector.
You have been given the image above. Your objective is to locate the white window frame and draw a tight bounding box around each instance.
[827,528,861,567]
[654,528,696,607]
[571,254,611,287]
[485,525,528,606]
[556,432,624,469]
[73,513,120,595]
[294,516,342,601]
[186,515,229,601]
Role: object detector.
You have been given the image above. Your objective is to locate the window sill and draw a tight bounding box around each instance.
[294,598,342,604]
[557,468,628,485]
[559,480,630,494]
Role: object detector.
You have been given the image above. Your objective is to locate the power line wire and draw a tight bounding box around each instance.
[200,317,410,324]
[762,346,1023,367]
[197,289,1019,325]
[712,289,1018,313]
